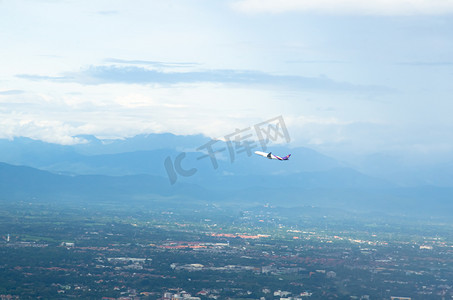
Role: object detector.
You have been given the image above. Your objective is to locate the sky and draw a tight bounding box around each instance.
[1,0,453,162]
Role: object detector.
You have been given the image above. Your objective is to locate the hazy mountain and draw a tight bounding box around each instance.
[0,162,209,202]
[0,133,452,217]
[351,153,453,187]
[1,133,451,188]
[0,135,345,176]
[0,162,451,217]
[0,135,390,189]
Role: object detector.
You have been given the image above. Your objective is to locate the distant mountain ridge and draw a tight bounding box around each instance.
[0,135,388,188]
[0,161,451,217]
[0,133,452,217]
[0,134,347,175]
[0,162,208,202]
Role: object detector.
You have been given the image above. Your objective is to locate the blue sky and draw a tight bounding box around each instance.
[1,0,453,162]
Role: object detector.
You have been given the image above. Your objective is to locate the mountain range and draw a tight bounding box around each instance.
[0,134,451,217]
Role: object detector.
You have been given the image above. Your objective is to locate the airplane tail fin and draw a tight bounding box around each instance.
[282,154,291,160]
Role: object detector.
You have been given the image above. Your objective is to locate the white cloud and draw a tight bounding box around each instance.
[232,0,453,15]
[114,93,188,109]
[0,116,85,145]
[0,79,279,145]
[286,115,352,146]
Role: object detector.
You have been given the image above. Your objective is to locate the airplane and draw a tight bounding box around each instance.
[254,151,291,161]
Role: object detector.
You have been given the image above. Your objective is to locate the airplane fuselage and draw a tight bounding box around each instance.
[254,151,291,161]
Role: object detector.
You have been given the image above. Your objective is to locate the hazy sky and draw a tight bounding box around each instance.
[1,0,452,161]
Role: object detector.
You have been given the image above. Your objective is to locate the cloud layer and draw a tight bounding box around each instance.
[0,90,24,95]
[2,0,452,161]
[232,0,453,15]
[17,64,392,94]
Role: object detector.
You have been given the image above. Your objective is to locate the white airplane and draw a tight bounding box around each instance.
[254,151,291,161]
